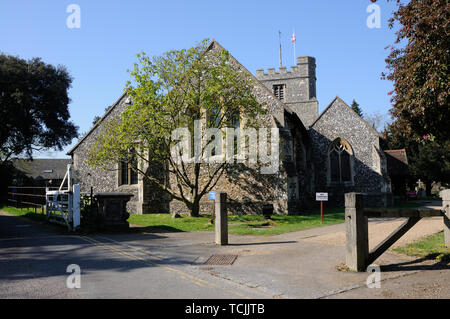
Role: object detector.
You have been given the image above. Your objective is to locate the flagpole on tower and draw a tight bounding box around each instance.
[278,30,283,68]
[291,29,297,65]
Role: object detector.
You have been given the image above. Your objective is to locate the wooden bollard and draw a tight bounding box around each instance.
[441,189,450,248]
[345,193,368,272]
[215,192,228,246]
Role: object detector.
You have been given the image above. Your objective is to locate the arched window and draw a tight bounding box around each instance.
[231,111,240,156]
[119,149,138,186]
[328,138,353,183]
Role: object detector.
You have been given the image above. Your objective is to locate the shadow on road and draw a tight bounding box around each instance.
[228,241,297,247]
[380,256,450,272]
[0,213,202,282]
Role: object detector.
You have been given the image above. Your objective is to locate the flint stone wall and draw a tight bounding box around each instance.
[71,94,143,214]
[309,97,392,207]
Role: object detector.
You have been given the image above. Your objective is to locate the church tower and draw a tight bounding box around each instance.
[256,56,319,127]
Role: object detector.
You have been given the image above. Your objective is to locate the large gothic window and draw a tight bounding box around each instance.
[328,138,353,183]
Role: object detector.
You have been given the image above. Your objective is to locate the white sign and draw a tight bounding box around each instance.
[316,193,328,201]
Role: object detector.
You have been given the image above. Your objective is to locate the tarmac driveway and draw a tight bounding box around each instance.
[0,203,448,299]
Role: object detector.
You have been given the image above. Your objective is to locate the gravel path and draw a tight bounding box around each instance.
[302,217,444,250]
[303,201,445,251]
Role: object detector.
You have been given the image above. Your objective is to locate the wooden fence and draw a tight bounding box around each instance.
[345,190,450,271]
[7,186,58,213]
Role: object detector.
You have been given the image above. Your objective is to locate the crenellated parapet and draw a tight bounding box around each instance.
[256,57,316,80]
[255,56,318,127]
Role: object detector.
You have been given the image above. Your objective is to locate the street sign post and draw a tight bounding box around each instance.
[316,193,328,223]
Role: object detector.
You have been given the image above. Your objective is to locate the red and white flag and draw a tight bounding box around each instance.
[291,32,296,43]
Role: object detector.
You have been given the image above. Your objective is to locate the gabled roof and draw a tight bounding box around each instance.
[283,105,308,136]
[310,96,382,137]
[67,39,305,155]
[208,39,292,118]
[384,149,409,176]
[209,40,310,132]
[66,91,128,155]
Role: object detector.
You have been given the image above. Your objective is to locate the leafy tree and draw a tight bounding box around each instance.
[383,124,450,195]
[382,0,449,144]
[410,141,450,195]
[350,99,363,118]
[380,0,450,194]
[88,40,267,217]
[0,54,78,164]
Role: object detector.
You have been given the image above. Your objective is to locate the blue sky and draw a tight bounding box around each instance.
[0,0,400,158]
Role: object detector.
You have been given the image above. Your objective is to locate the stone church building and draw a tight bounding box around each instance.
[67,40,392,215]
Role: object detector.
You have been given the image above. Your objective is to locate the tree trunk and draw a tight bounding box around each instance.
[190,198,200,217]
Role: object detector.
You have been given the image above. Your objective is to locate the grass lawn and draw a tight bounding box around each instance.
[393,231,450,262]
[2,204,345,235]
[128,207,347,236]
[128,200,426,236]
[0,200,429,237]
[0,205,47,222]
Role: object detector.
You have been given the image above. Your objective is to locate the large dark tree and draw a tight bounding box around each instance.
[0,54,78,163]
[383,0,449,144]
[380,0,450,195]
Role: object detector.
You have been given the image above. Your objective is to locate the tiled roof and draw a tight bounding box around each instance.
[384,149,409,176]
[12,158,71,180]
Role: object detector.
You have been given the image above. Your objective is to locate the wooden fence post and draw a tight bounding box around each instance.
[345,193,368,272]
[441,189,450,248]
[73,184,81,230]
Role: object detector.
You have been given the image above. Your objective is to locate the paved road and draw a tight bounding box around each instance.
[1,209,449,299]
[0,212,271,299]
